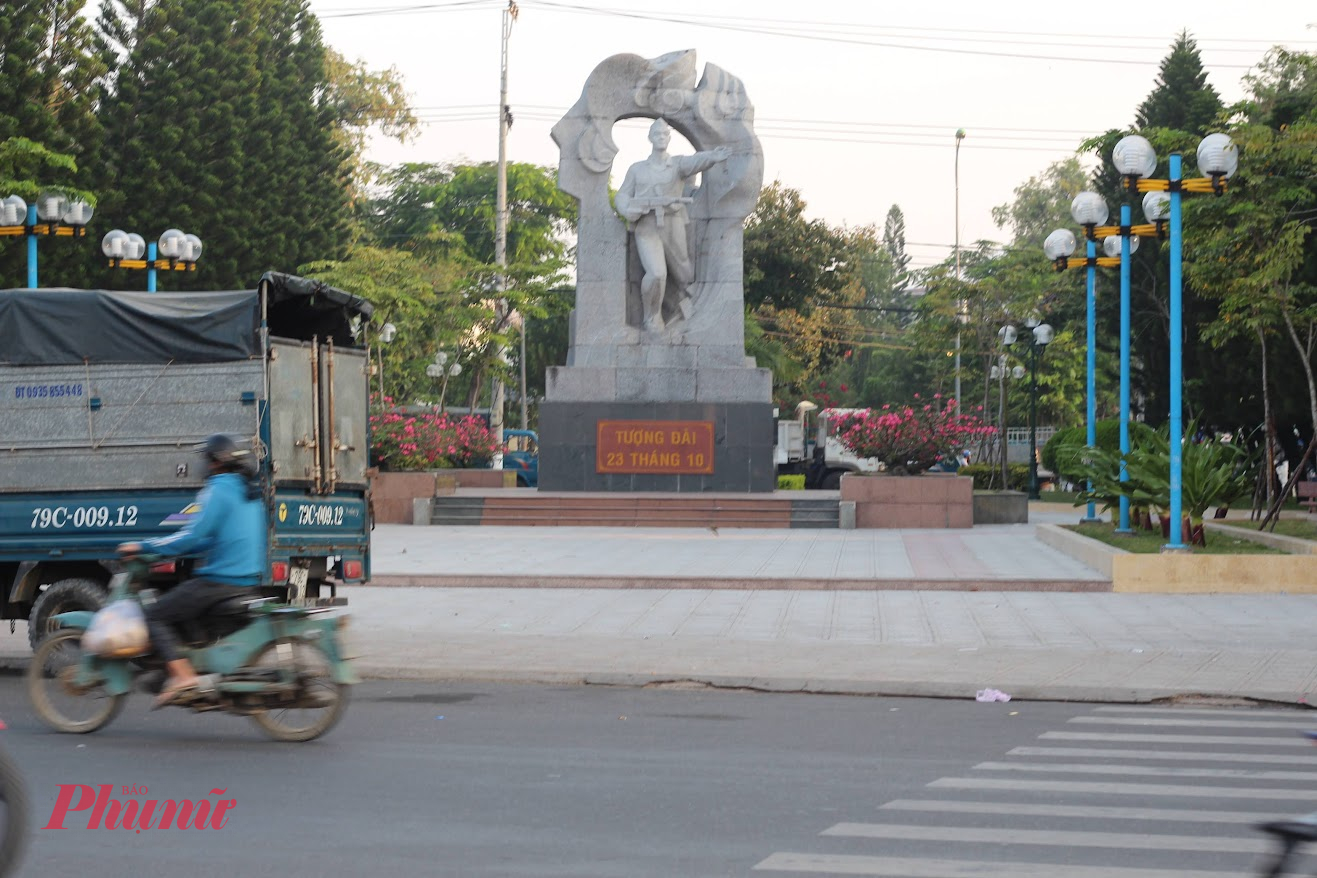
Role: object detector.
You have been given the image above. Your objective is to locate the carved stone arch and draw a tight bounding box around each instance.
[551,50,763,353]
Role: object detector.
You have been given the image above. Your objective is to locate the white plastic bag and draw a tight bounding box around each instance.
[82,599,149,659]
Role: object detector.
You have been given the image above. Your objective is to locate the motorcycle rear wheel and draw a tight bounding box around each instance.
[247,640,348,743]
[26,630,127,734]
[0,745,29,878]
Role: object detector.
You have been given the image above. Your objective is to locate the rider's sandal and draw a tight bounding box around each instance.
[151,682,200,710]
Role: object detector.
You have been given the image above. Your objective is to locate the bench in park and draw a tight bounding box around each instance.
[1298,481,1317,512]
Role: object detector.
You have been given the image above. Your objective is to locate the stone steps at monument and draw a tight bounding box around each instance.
[429,492,839,529]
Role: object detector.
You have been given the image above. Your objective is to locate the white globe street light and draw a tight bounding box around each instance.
[35,192,68,223]
[157,228,186,259]
[1,195,27,226]
[1196,132,1238,180]
[1142,191,1170,223]
[1103,234,1139,258]
[1113,134,1158,181]
[61,200,94,226]
[1043,228,1077,263]
[101,229,128,259]
[1070,192,1109,229]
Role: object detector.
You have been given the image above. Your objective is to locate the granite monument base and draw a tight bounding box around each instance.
[538,401,775,492]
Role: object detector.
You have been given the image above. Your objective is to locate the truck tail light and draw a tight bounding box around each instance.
[271,561,289,583]
[342,560,363,581]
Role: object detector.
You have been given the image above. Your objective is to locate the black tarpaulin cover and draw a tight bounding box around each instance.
[0,273,374,365]
[0,288,259,365]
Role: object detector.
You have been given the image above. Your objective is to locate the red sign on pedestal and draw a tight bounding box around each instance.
[596,420,715,474]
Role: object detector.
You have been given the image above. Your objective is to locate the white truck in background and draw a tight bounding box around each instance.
[773,402,881,489]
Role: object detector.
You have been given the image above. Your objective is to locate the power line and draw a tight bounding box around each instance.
[316,0,1316,54]
[516,1,1274,69]
[319,0,501,19]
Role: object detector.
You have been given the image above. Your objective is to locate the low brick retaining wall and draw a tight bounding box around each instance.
[371,470,513,524]
[840,473,973,528]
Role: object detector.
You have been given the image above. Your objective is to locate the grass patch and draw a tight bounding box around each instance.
[1032,491,1084,505]
[1065,521,1288,555]
[1252,518,1317,541]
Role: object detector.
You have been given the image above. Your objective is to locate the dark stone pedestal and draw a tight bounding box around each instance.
[538,401,776,492]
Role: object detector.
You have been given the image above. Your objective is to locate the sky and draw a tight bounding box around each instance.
[310,0,1316,272]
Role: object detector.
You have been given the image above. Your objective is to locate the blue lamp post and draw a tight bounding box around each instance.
[103,227,202,290]
[0,193,95,287]
[1111,132,1236,551]
[1046,192,1129,525]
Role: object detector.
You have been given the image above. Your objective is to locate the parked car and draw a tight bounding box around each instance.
[503,430,539,487]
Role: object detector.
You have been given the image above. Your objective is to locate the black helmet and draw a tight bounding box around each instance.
[197,434,253,472]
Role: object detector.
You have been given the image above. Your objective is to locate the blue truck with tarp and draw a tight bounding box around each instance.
[0,272,376,649]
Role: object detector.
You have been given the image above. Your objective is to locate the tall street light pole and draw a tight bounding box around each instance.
[953,128,965,411]
[491,0,518,468]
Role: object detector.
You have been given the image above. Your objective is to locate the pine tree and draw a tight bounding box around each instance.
[91,0,348,290]
[1135,32,1223,134]
[882,204,910,292]
[0,1,106,287]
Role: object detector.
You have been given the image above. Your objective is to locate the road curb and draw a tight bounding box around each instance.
[367,574,1112,592]
[353,665,1313,706]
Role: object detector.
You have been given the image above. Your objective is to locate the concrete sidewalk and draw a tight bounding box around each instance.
[369,506,1110,591]
[4,509,1315,706]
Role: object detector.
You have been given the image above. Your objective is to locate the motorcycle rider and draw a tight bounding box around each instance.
[118,434,267,707]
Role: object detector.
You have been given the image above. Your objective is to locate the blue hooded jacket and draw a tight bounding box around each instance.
[145,472,267,585]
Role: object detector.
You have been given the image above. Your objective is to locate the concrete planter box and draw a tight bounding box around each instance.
[1037,522,1317,593]
[973,491,1028,525]
[371,469,515,524]
[840,473,973,529]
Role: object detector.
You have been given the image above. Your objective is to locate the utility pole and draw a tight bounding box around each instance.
[953,128,965,411]
[491,0,517,466]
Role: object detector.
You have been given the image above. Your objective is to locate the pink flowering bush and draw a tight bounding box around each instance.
[370,398,500,471]
[831,395,996,476]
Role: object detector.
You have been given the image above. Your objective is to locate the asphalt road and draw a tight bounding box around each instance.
[2,676,1313,877]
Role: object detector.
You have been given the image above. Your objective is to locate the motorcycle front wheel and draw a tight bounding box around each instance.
[26,630,128,734]
[0,745,29,878]
[247,640,349,743]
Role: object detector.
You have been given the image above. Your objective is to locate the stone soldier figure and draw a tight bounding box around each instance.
[614,118,731,331]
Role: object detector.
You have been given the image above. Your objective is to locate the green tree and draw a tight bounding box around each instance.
[300,240,476,405]
[882,204,910,292]
[363,161,576,412]
[322,50,418,201]
[743,181,854,312]
[990,157,1087,248]
[1078,37,1224,432]
[91,0,349,290]
[1136,32,1224,134]
[1188,122,1317,432]
[0,1,105,286]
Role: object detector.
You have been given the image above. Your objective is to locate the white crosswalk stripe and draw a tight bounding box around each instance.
[1069,715,1315,729]
[1041,730,1313,746]
[754,852,1239,876]
[880,800,1292,824]
[753,704,1317,876]
[1009,746,1317,764]
[973,760,1317,781]
[819,823,1271,853]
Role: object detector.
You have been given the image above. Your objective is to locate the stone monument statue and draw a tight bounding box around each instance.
[615,119,731,332]
[538,51,774,492]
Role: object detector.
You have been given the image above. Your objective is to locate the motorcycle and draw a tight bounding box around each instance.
[0,716,29,878]
[1253,731,1317,877]
[26,557,355,743]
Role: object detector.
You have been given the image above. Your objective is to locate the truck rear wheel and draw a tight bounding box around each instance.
[28,579,106,652]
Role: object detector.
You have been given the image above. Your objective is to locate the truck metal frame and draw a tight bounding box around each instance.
[0,273,375,648]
